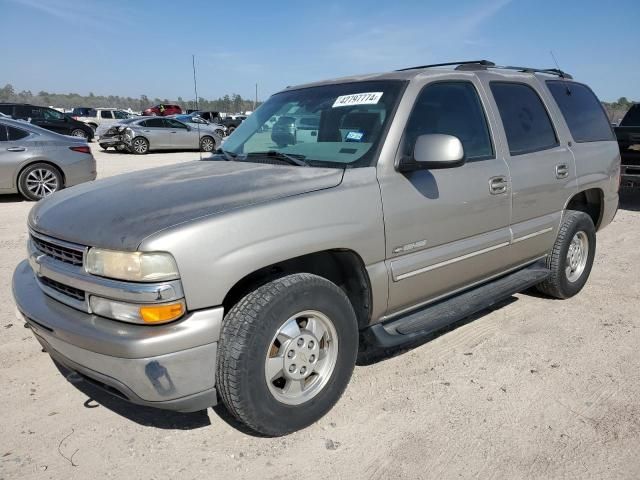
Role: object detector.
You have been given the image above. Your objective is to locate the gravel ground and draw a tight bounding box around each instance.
[1,145,639,479]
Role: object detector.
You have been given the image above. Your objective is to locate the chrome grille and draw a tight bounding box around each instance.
[40,277,85,301]
[31,234,84,266]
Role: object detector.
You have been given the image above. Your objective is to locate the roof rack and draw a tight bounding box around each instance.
[396,60,495,72]
[396,60,573,79]
[497,65,573,79]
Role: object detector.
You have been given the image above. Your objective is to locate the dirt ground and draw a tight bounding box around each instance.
[1,146,639,479]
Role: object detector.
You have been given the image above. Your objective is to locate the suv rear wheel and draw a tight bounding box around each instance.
[216,273,358,436]
[536,210,596,299]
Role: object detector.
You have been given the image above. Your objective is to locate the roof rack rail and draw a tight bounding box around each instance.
[396,60,573,79]
[396,60,495,72]
[496,65,573,79]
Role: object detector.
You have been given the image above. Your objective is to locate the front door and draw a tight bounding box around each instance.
[378,79,512,316]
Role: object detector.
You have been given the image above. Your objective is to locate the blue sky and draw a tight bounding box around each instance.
[2,0,639,102]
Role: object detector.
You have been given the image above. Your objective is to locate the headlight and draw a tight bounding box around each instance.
[90,296,185,324]
[85,248,179,282]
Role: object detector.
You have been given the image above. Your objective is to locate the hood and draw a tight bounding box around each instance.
[29,161,344,250]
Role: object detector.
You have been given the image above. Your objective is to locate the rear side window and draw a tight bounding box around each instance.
[100,110,114,119]
[0,105,13,115]
[546,81,613,142]
[490,82,558,156]
[144,118,165,127]
[403,81,494,160]
[621,104,640,127]
[7,125,29,140]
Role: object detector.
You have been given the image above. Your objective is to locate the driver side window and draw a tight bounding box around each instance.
[43,108,64,121]
[403,81,494,161]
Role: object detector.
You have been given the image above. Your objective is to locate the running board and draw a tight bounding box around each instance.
[363,262,550,349]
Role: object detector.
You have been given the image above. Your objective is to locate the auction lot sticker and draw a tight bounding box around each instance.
[332,92,383,108]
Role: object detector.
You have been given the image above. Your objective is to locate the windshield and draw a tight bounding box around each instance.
[222,80,406,167]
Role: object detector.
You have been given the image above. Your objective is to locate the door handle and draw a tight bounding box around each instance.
[489,176,508,195]
[7,147,26,152]
[555,164,569,179]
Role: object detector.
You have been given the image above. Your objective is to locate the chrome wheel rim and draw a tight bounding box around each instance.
[265,310,339,406]
[26,168,58,198]
[133,138,148,153]
[566,231,589,282]
[201,137,214,151]
[71,129,87,138]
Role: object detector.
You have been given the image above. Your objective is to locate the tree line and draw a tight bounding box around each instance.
[0,83,635,120]
[0,84,260,113]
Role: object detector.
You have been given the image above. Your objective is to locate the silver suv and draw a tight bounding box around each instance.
[12,60,620,436]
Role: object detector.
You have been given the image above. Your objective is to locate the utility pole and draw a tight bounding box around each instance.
[255,83,258,110]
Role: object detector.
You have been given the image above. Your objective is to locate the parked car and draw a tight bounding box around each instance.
[71,108,132,132]
[0,117,96,200]
[220,115,246,134]
[170,113,227,137]
[0,103,94,140]
[103,116,221,153]
[12,60,619,436]
[614,103,640,188]
[96,117,139,151]
[142,104,182,116]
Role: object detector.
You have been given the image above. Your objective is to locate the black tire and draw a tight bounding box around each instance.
[216,273,358,436]
[70,128,88,139]
[130,136,149,154]
[227,126,236,135]
[99,143,110,150]
[17,162,63,201]
[200,135,216,152]
[536,210,596,299]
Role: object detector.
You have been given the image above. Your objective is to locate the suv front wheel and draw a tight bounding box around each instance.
[216,273,358,436]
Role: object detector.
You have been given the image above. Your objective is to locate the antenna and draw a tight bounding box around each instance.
[550,50,572,95]
[192,54,202,161]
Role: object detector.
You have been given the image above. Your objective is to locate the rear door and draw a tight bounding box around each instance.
[0,123,32,190]
[139,117,168,148]
[481,78,576,264]
[164,118,193,148]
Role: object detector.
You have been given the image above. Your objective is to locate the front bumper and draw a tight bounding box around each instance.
[12,260,223,412]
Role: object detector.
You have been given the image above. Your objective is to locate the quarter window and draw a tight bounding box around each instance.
[402,82,494,161]
[546,81,613,142]
[7,125,29,140]
[490,82,558,155]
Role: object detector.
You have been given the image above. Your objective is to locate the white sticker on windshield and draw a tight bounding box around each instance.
[332,92,383,108]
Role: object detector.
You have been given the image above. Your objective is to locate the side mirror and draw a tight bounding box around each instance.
[400,134,465,172]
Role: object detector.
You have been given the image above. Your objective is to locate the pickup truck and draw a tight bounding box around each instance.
[614,103,640,188]
[71,108,132,133]
[12,60,619,436]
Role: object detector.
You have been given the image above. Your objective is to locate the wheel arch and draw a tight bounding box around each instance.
[222,249,373,329]
[564,188,604,230]
[15,160,66,189]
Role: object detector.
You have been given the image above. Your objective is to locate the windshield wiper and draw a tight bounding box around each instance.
[245,151,310,167]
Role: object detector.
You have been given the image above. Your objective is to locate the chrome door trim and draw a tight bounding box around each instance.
[395,241,510,281]
[381,255,548,322]
[512,227,553,244]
